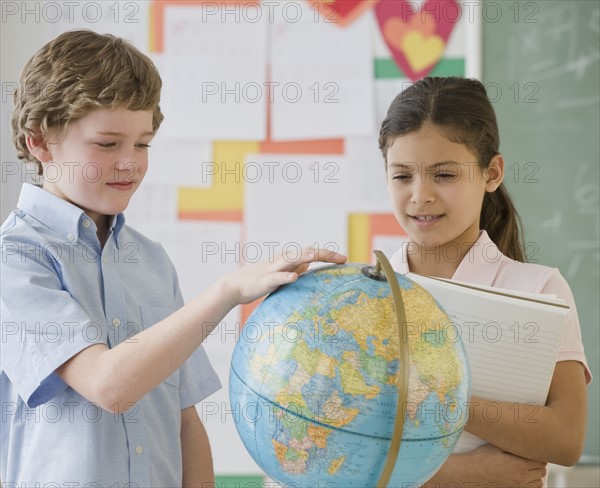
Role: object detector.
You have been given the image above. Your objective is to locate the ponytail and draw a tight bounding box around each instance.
[379,77,527,262]
[480,184,526,262]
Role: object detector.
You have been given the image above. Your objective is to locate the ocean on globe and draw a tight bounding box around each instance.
[230,262,471,487]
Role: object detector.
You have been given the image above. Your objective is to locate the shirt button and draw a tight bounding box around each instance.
[82,219,91,229]
[135,445,143,455]
[67,233,75,241]
[112,318,121,327]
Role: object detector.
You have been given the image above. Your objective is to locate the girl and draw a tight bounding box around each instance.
[380,77,591,487]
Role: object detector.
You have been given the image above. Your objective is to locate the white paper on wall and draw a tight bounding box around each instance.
[125,184,179,230]
[270,3,375,140]
[243,153,352,261]
[344,136,392,214]
[161,4,267,140]
[146,131,212,188]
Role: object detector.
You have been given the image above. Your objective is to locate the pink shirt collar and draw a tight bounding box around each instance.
[391,230,511,286]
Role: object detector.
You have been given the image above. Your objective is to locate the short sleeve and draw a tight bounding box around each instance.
[169,277,222,409]
[1,239,105,407]
[178,346,222,409]
[540,270,592,384]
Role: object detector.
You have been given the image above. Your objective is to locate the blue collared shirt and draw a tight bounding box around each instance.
[1,183,221,486]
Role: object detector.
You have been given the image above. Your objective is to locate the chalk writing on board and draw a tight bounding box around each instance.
[589,6,599,34]
[508,2,600,82]
[540,210,562,235]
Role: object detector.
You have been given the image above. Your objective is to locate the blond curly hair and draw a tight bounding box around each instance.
[11,30,164,175]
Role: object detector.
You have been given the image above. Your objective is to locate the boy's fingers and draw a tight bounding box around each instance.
[303,246,347,264]
[315,248,347,263]
[293,262,310,275]
[267,271,298,290]
[272,247,347,273]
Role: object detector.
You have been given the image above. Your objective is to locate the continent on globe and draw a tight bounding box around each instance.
[230,262,471,487]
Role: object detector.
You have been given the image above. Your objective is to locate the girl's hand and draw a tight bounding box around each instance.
[224,247,347,306]
[469,444,547,487]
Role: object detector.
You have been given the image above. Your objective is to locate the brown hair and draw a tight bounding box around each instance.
[11,29,164,175]
[379,77,526,262]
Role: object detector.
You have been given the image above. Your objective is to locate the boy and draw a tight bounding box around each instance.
[1,30,345,486]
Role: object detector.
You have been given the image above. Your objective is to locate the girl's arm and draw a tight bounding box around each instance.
[423,444,547,488]
[424,361,585,486]
[466,360,588,466]
[57,248,346,413]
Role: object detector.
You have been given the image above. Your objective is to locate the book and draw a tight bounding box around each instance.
[405,272,570,453]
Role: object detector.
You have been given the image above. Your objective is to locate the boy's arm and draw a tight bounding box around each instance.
[465,360,587,466]
[181,406,214,487]
[57,248,347,413]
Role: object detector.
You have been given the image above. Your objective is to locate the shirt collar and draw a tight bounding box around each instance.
[453,230,507,286]
[392,230,508,286]
[16,183,126,246]
[17,184,87,243]
[109,213,126,245]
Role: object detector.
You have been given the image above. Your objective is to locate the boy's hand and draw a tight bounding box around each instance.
[225,247,347,306]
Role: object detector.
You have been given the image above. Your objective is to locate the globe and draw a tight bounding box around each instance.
[230,260,471,487]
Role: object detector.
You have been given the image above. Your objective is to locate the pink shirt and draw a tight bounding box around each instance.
[390,230,592,383]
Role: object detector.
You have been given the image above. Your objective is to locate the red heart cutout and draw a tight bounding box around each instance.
[383,13,437,51]
[376,0,460,81]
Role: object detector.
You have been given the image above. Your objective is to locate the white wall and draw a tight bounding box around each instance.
[1,1,48,222]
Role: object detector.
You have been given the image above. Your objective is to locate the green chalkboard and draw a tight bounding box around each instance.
[483,0,599,458]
